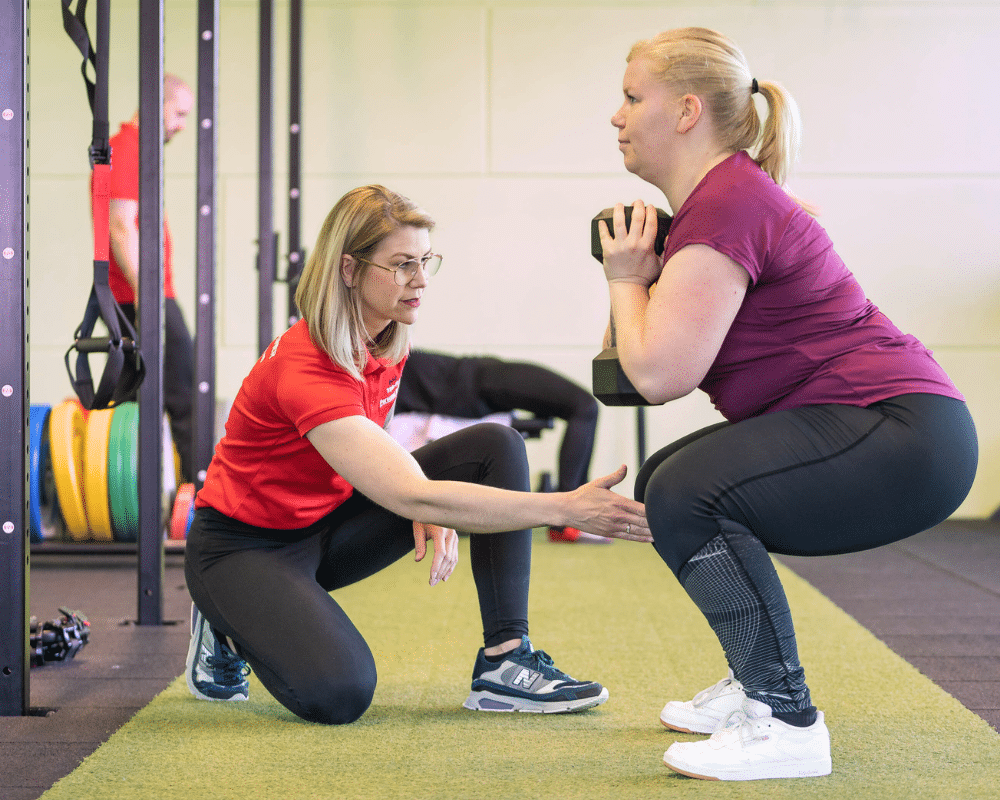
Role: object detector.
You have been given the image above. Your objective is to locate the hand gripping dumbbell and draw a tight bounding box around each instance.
[590,206,672,406]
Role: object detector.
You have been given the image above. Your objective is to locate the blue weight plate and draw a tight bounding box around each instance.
[29,405,51,542]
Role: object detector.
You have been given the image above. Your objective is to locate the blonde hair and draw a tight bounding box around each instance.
[628,27,804,195]
[294,185,435,380]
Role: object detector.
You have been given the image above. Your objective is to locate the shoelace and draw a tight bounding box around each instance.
[715,702,769,744]
[206,653,251,685]
[518,648,570,680]
[526,649,555,669]
[692,674,741,707]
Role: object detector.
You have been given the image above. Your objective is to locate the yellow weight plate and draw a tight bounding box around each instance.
[48,400,89,540]
[83,407,115,541]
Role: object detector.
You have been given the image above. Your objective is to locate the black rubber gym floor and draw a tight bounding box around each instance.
[1,518,998,800]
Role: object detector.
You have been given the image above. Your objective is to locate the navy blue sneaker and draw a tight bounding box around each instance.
[185,604,250,702]
[462,636,609,713]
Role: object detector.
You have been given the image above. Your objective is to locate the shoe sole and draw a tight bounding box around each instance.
[463,686,609,713]
[663,752,832,781]
[660,715,716,735]
[658,690,769,735]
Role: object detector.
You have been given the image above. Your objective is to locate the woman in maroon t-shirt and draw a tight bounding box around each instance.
[597,27,977,781]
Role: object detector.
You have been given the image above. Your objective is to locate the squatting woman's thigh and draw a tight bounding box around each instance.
[641,394,977,571]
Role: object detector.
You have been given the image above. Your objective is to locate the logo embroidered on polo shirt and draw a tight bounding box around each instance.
[380,377,399,408]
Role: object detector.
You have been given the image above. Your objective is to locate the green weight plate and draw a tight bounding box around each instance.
[108,403,129,540]
[109,402,138,542]
[123,403,138,540]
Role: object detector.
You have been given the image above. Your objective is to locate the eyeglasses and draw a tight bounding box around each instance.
[355,253,443,286]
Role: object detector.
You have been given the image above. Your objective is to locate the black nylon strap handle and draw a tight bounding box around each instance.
[61,0,110,164]
[60,0,96,111]
[62,0,146,410]
[64,257,145,410]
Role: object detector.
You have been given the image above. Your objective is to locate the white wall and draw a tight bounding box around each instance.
[28,1,1000,516]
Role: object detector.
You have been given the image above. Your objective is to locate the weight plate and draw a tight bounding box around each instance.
[107,404,127,540]
[35,406,65,541]
[48,400,89,540]
[109,402,139,542]
[123,403,139,539]
[83,408,115,541]
[29,405,51,542]
[169,482,196,540]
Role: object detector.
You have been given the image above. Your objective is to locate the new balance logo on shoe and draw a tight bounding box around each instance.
[511,668,540,688]
[463,635,609,714]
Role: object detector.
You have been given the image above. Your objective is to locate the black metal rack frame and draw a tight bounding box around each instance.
[0,0,29,718]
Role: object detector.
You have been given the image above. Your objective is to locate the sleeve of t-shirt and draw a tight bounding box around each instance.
[108,133,139,202]
[275,347,368,437]
[667,191,767,286]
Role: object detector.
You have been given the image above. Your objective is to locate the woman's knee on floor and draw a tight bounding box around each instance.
[287,669,378,725]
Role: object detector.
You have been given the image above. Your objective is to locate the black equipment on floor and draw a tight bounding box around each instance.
[29,608,91,668]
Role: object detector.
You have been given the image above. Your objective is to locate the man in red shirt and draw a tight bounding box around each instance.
[93,74,195,481]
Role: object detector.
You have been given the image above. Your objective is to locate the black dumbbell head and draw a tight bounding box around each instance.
[591,205,672,262]
[592,348,662,407]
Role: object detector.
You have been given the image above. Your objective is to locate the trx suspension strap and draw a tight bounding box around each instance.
[62,0,145,411]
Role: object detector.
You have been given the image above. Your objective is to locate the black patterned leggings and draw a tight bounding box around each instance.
[185,423,532,725]
[635,394,977,721]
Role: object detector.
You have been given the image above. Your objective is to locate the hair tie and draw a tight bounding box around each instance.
[751,78,759,95]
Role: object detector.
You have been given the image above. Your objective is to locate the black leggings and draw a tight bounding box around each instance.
[465,358,599,492]
[635,394,977,718]
[398,352,599,492]
[122,299,194,482]
[185,423,532,725]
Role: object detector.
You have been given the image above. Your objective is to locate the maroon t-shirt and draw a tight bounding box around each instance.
[663,151,962,422]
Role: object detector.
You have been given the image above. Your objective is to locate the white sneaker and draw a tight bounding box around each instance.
[660,671,770,734]
[663,709,832,781]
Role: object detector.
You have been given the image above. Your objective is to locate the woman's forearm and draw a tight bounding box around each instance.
[400,478,567,533]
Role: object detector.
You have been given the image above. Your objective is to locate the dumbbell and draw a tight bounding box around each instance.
[590,205,672,406]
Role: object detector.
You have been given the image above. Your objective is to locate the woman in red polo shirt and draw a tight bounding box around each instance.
[184,185,650,725]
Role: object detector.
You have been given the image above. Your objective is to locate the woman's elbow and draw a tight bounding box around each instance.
[630,370,699,406]
[635,381,695,406]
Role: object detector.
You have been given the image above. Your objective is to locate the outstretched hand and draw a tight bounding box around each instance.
[413,521,459,586]
[566,465,652,542]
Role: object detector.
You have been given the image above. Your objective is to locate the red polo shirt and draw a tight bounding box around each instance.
[196,320,405,528]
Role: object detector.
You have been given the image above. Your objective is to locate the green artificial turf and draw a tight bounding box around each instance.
[41,532,1000,799]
